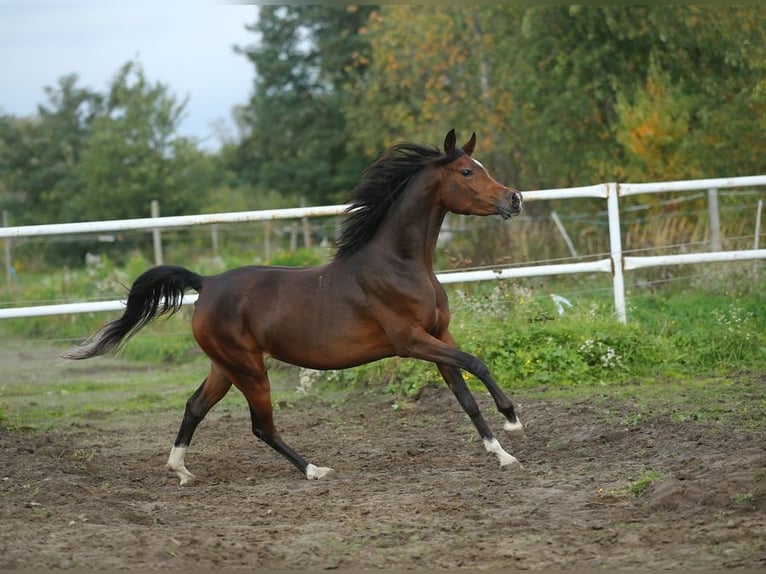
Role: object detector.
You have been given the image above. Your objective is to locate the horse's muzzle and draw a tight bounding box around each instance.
[498,190,523,220]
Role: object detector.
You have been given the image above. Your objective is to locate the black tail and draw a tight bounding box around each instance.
[61,265,203,360]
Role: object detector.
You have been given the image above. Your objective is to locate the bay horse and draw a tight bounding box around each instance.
[63,129,524,485]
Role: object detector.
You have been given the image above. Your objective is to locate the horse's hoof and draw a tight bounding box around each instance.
[500,457,524,471]
[166,463,195,486]
[306,464,337,480]
[178,473,196,486]
[504,420,525,437]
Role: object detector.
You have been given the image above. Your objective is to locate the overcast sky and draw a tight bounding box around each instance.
[0,1,258,150]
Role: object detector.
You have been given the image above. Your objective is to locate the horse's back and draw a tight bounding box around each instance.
[195,264,330,324]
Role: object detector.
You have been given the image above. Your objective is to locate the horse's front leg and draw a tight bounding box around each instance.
[438,330,524,437]
[436,363,522,470]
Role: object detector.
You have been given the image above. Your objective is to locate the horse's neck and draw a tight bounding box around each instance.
[374,172,446,270]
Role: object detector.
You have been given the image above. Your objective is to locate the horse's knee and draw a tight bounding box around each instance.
[467,356,491,380]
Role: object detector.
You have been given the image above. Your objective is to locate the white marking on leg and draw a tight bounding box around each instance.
[305,463,337,480]
[483,437,523,470]
[166,446,195,486]
[504,419,525,437]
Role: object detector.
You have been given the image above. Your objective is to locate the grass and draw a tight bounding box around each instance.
[733,491,755,506]
[629,470,666,497]
[597,469,667,500]
[0,345,302,431]
[0,256,764,432]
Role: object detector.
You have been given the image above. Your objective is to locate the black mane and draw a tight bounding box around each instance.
[333,142,464,259]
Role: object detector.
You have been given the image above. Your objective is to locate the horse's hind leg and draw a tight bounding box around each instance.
[167,366,232,485]
[226,359,336,480]
[437,364,522,470]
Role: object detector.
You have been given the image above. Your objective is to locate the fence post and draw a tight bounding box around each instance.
[3,210,12,290]
[754,199,763,280]
[290,221,298,252]
[301,197,312,248]
[708,188,720,251]
[607,183,627,324]
[151,200,164,265]
[264,221,272,261]
[211,224,219,257]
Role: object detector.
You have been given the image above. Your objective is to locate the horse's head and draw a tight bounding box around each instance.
[439,129,522,220]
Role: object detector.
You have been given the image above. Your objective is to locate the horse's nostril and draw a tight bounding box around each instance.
[512,192,522,212]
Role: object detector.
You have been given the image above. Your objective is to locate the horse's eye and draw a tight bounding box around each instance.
[460,168,473,177]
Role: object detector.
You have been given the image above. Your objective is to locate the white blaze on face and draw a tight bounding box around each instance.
[472,158,487,173]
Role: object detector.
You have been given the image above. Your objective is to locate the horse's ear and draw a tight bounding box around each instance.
[444,129,457,154]
[462,132,476,156]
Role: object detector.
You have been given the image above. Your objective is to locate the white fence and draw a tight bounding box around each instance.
[1,175,764,323]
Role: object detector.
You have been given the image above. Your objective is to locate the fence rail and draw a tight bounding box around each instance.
[1,175,764,323]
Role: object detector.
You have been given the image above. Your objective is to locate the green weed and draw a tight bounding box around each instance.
[629,470,665,497]
[733,491,754,506]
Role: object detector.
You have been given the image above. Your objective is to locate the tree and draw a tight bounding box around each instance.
[72,61,209,222]
[0,61,216,265]
[234,5,375,204]
[346,5,766,189]
[613,6,766,181]
[0,74,102,224]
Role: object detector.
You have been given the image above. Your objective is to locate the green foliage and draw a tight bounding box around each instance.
[0,60,215,266]
[447,285,657,388]
[309,357,442,399]
[73,61,211,222]
[2,62,193,225]
[0,74,100,224]
[2,6,763,276]
[5,256,765,393]
[342,5,765,189]
[0,251,197,362]
[631,288,766,371]
[233,5,374,204]
[267,247,329,267]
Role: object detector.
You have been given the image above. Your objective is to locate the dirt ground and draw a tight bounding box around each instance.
[1,358,765,569]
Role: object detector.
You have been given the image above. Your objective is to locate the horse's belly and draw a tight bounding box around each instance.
[265,319,395,370]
